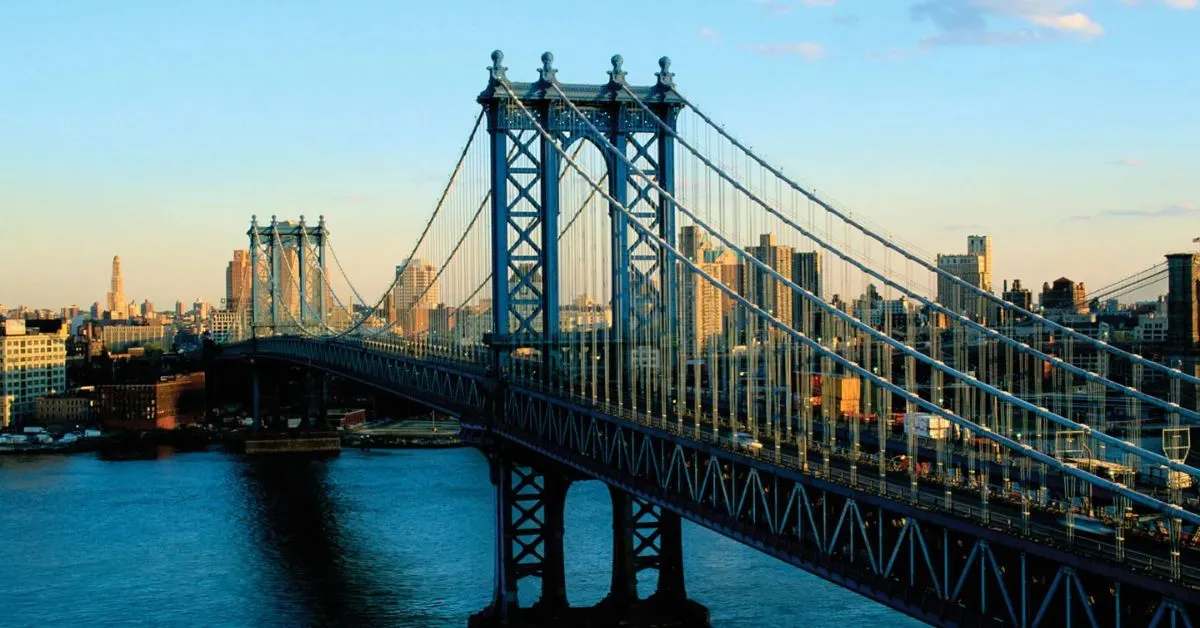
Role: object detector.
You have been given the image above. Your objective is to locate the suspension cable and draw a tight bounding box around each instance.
[544,79,1200,480]
[671,89,1200,390]
[327,110,487,337]
[498,78,1200,525]
[618,84,1200,425]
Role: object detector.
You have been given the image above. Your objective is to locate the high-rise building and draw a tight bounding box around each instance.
[140,300,154,319]
[1166,253,1200,352]
[968,235,992,294]
[0,320,67,428]
[679,225,711,262]
[681,262,724,355]
[394,258,439,335]
[106,255,127,319]
[791,251,821,330]
[678,226,724,355]
[936,235,992,319]
[90,302,101,319]
[226,249,252,311]
[745,233,793,325]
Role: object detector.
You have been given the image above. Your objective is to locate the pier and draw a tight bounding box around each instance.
[343,417,462,449]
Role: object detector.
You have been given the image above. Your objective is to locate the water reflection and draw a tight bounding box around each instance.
[0,449,914,628]
[236,457,414,626]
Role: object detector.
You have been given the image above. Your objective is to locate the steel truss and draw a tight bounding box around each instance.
[220,336,487,417]
[478,52,682,391]
[495,386,1200,627]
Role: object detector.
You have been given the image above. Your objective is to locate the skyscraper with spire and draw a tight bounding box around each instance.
[106,255,127,319]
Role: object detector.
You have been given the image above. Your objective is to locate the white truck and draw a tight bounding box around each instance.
[903,413,951,440]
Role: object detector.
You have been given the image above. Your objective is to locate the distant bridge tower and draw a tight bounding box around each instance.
[248,214,329,336]
[477,50,684,379]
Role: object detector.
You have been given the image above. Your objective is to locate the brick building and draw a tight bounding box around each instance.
[97,372,206,430]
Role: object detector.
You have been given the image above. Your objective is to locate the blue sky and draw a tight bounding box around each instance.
[2,0,1198,308]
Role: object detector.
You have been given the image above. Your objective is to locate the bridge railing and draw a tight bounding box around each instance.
[491,77,1200,583]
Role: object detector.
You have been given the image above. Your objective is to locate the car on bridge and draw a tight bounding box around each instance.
[732,432,763,452]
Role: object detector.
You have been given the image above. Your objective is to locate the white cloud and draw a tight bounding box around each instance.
[911,0,1106,46]
[748,42,826,59]
[1123,0,1196,7]
[1028,11,1104,36]
[752,0,837,15]
[1072,202,1199,221]
[698,26,720,42]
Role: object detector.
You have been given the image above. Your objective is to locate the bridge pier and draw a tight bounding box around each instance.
[471,455,708,628]
[251,364,261,430]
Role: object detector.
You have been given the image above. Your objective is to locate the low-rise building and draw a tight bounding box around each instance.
[35,389,95,428]
[99,324,175,353]
[0,319,68,428]
[209,310,248,344]
[1135,314,1169,344]
[97,372,206,430]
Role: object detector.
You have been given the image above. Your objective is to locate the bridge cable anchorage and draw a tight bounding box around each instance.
[545,78,1200,483]
[669,89,1200,392]
[318,109,487,339]
[611,83,1200,427]
[499,77,1200,527]
[502,77,1200,510]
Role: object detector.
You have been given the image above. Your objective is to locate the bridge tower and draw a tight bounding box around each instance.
[477,50,683,383]
[472,52,705,628]
[248,214,329,337]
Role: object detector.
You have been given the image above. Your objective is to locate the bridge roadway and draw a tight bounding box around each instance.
[515,380,1200,587]
[227,337,1200,624]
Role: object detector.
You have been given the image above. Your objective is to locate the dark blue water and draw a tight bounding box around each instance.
[0,448,917,627]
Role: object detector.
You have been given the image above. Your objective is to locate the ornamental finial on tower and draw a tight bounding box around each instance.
[656,56,674,88]
[489,50,507,83]
[538,51,557,84]
[251,214,258,225]
[608,54,626,84]
[270,214,277,224]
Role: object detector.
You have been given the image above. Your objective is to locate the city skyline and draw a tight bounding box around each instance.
[3,1,1198,308]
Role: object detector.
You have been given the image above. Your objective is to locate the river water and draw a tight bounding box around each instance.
[0,448,918,627]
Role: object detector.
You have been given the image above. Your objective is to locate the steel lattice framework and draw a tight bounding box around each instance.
[219,51,1200,628]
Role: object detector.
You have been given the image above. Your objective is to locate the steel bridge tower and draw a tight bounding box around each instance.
[478,50,683,382]
[472,51,706,628]
[248,214,329,337]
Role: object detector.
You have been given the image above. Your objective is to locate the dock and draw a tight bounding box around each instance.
[342,418,462,449]
[238,431,342,456]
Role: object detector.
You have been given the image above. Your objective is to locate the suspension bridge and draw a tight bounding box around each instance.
[215,51,1200,627]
